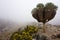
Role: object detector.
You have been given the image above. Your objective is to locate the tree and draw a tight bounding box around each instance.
[31,3,58,33]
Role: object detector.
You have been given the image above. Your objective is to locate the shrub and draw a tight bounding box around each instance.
[10,25,38,40]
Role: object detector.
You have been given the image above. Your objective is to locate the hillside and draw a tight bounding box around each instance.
[0,20,60,40]
[0,19,20,40]
[18,22,60,40]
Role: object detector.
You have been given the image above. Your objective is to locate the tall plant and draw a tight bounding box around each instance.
[31,3,58,32]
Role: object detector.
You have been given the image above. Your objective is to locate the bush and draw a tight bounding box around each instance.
[10,25,38,40]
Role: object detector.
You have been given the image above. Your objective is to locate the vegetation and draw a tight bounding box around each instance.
[31,2,58,32]
[10,25,38,40]
[10,2,58,40]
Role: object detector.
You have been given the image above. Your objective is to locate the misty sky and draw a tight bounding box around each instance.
[0,0,60,25]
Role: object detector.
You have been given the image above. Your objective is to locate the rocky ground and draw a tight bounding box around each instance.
[36,23,60,40]
[0,19,20,40]
[0,22,60,40]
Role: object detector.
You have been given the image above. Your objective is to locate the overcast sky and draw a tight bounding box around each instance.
[0,0,60,25]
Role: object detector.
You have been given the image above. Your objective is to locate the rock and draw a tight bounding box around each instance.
[35,34,40,40]
[40,35,48,40]
[35,34,48,40]
[56,34,60,38]
[51,35,56,39]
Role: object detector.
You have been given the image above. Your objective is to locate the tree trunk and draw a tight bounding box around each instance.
[43,23,46,33]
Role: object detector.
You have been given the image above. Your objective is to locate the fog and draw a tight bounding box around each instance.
[0,0,60,25]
